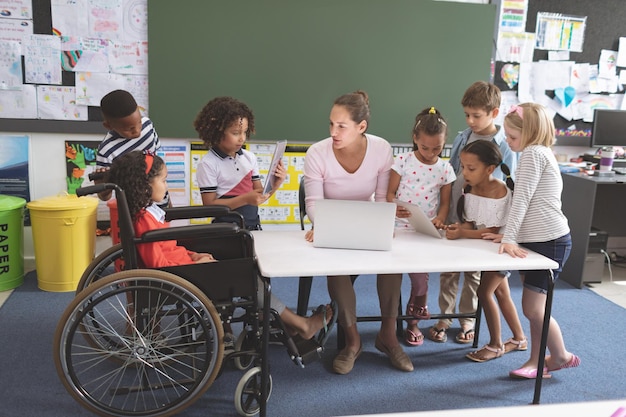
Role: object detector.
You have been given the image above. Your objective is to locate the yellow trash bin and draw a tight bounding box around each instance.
[0,195,26,291]
[27,194,99,292]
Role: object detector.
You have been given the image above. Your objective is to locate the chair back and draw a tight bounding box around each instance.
[299,177,307,230]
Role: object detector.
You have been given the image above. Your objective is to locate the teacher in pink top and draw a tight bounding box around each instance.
[303,90,413,374]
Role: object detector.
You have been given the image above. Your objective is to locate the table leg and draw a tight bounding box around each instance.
[533,270,555,404]
[297,276,313,316]
[472,298,482,349]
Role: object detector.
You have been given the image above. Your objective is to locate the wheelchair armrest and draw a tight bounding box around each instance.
[136,223,241,244]
[164,205,230,221]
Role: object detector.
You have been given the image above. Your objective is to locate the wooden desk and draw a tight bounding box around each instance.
[252,230,559,415]
[561,172,626,288]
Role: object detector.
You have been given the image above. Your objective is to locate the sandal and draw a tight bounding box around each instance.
[466,344,504,362]
[504,337,528,353]
[404,328,424,346]
[406,298,431,320]
[315,300,338,346]
[547,354,581,372]
[455,328,475,344]
[427,326,447,343]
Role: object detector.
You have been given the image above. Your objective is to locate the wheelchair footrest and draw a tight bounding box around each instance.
[293,336,323,365]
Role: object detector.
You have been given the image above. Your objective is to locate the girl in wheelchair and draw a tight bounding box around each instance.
[109,150,335,341]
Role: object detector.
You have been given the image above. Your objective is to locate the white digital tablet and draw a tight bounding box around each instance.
[262,140,287,195]
[394,199,444,239]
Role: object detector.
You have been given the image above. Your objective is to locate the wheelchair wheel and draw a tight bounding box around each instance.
[54,269,224,417]
[234,366,273,417]
[233,328,257,370]
[75,243,124,293]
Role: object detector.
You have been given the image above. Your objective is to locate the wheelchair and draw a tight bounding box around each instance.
[53,183,331,417]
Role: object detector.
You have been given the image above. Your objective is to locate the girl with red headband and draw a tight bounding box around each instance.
[108,151,335,340]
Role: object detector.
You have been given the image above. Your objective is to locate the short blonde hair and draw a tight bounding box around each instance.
[504,102,555,149]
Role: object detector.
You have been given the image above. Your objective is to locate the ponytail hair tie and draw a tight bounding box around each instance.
[429,107,436,114]
[508,105,523,119]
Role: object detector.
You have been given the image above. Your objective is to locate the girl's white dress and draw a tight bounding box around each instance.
[463,184,512,230]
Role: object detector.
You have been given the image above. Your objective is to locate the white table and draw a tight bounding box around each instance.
[252,230,558,277]
[251,230,560,416]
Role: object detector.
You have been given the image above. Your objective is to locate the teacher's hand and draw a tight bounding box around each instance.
[499,242,528,258]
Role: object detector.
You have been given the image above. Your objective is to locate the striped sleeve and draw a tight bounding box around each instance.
[502,146,569,244]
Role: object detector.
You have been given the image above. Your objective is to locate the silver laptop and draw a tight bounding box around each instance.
[393,199,444,239]
[313,199,396,250]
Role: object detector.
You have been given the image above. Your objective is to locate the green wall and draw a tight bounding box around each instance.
[148,0,495,143]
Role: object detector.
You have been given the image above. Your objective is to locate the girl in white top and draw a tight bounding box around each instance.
[387,107,455,347]
[304,90,413,374]
[446,140,527,362]
[498,103,579,379]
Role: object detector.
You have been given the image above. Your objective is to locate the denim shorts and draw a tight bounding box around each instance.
[519,233,572,294]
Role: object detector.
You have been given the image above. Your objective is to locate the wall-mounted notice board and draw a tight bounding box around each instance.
[148,0,496,143]
[1,0,110,134]
[526,0,625,142]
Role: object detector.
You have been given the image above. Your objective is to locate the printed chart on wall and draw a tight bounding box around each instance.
[157,145,188,208]
[190,142,309,225]
[250,142,306,225]
[0,135,30,224]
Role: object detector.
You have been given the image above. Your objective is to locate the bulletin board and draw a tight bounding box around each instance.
[525,0,625,144]
[148,0,496,143]
[1,0,102,133]
[1,0,149,134]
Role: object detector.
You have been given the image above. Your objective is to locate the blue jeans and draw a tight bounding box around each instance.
[520,233,572,294]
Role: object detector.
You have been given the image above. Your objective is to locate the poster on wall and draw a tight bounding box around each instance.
[65,140,99,195]
[0,135,30,224]
[64,140,110,228]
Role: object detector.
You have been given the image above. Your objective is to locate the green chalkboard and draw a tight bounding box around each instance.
[148,0,495,143]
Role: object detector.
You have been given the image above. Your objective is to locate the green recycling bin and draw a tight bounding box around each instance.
[0,195,27,291]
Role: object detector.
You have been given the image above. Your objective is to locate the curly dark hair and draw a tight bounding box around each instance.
[108,151,165,221]
[193,97,255,149]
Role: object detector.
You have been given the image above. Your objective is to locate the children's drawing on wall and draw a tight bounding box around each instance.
[495,62,520,91]
[65,140,99,195]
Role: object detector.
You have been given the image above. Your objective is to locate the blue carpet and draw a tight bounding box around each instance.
[1,270,625,416]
